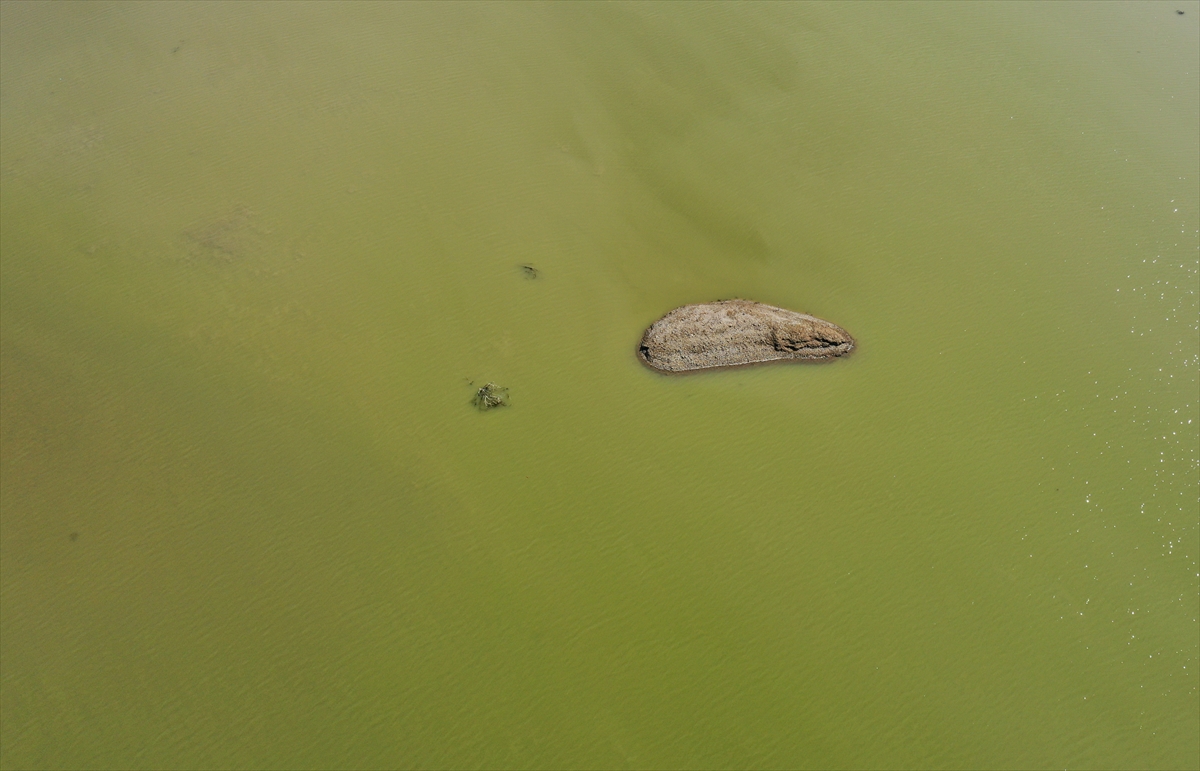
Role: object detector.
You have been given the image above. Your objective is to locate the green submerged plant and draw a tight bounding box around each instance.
[472,382,510,411]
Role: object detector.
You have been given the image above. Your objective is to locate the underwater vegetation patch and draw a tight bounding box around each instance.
[472,382,510,411]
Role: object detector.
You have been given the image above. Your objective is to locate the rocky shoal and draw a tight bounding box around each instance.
[638,299,855,373]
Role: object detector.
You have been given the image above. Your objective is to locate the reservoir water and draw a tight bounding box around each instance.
[2,2,1197,768]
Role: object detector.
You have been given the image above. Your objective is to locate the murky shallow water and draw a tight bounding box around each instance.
[2,3,1197,768]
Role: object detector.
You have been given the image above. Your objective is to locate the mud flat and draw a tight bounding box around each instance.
[638,300,855,373]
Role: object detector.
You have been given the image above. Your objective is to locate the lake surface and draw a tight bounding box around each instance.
[1,2,1197,769]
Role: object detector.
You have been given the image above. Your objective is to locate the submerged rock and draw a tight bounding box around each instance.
[638,299,855,373]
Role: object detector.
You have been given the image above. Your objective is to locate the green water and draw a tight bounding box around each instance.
[1,2,1197,769]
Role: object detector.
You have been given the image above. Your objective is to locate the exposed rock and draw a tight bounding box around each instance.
[638,299,854,373]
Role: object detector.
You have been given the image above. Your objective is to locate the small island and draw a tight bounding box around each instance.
[637,299,855,373]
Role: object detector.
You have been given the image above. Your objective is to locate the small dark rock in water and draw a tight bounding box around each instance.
[472,382,510,411]
[519,264,540,279]
[638,299,855,373]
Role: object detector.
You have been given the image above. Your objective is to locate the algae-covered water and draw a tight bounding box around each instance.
[2,2,1197,769]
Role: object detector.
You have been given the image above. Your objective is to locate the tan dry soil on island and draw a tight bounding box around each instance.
[638,299,855,373]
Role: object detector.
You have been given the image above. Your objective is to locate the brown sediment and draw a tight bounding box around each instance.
[637,299,855,373]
